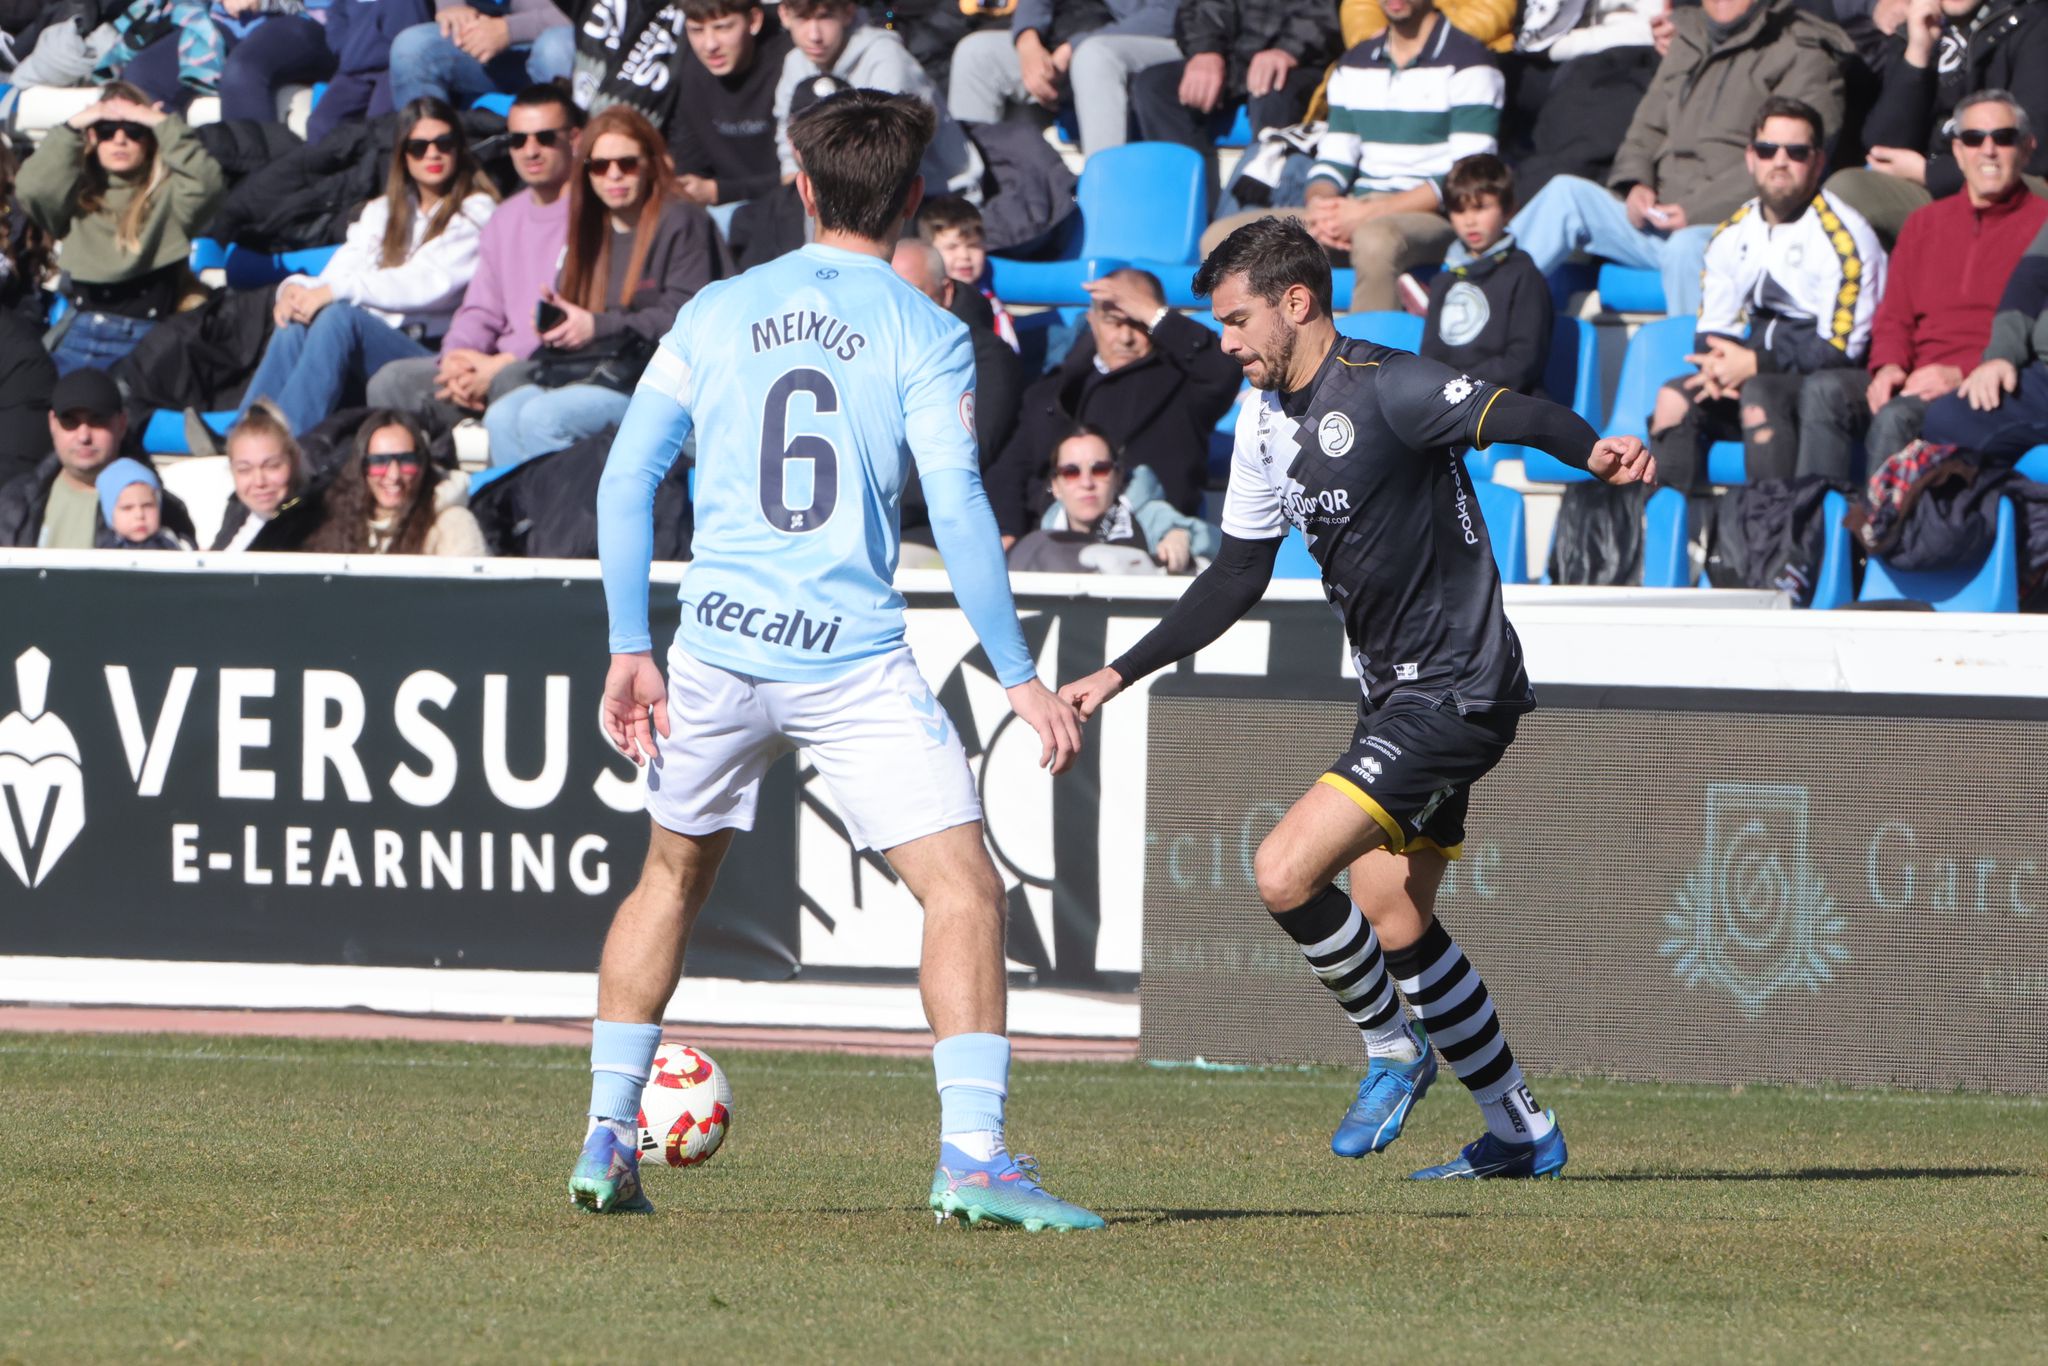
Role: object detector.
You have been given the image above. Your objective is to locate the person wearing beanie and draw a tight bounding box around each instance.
[93,456,190,550]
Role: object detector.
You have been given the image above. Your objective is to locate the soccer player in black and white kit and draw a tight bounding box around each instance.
[1061,219,1654,1179]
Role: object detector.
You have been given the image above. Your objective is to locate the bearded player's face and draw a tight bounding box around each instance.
[1211,273,1297,393]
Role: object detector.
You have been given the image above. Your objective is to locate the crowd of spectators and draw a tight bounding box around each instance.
[0,0,2044,572]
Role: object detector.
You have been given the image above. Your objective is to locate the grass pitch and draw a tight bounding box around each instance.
[2,1033,2044,1364]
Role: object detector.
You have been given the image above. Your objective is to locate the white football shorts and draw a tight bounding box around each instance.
[644,643,982,852]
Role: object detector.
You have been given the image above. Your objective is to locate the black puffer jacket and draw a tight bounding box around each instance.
[1176,0,1344,95]
[1861,0,2048,200]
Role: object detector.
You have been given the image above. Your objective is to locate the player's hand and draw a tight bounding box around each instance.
[601,652,669,765]
[1960,357,2017,411]
[1587,435,1655,486]
[1006,678,1083,775]
[1057,666,1125,723]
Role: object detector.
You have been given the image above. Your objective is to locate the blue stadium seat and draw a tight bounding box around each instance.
[220,242,342,289]
[987,142,1207,305]
[141,409,190,455]
[309,81,327,111]
[1272,526,1320,577]
[1217,106,1253,148]
[1597,264,1665,314]
[1480,315,1602,480]
[1809,488,1853,609]
[1474,479,1527,584]
[1858,495,2019,611]
[2016,445,2048,481]
[1333,310,1423,351]
[471,92,514,116]
[1640,485,1689,588]
[1524,315,1694,482]
[190,237,231,273]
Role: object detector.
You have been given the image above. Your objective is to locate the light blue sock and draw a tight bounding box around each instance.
[588,1019,664,1125]
[933,1032,1009,1146]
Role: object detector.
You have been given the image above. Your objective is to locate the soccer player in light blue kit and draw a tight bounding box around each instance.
[572,89,1102,1231]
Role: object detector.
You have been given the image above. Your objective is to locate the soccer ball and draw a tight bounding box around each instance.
[636,1044,734,1168]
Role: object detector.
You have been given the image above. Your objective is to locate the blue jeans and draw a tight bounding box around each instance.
[51,310,156,376]
[1508,174,1716,318]
[387,23,576,109]
[484,383,632,470]
[242,302,433,435]
[122,16,335,122]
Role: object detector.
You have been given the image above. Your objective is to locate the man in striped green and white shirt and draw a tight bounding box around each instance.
[1201,0,1503,314]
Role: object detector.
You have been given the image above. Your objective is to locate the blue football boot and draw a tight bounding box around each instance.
[1331,1048,1438,1157]
[1408,1116,1568,1180]
[929,1145,1104,1231]
[568,1124,656,1214]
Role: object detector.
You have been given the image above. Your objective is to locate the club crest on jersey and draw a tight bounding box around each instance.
[958,392,975,435]
[1317,412,1355,457]
[1441,375,1478,405]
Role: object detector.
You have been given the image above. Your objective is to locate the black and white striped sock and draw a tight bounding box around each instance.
[1272,885,1419,1061]
[1384,917,1554,1143]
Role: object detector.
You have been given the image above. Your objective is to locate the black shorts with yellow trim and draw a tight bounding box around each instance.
[1317,702,1518,859]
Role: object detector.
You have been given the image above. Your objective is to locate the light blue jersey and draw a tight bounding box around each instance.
[598,242,1035,687]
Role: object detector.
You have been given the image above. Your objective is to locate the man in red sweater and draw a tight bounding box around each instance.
[1799,90,2047,474]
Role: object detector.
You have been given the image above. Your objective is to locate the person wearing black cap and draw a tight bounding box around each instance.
[0,366,194,549]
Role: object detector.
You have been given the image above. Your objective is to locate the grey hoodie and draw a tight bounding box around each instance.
[773,21,985,202]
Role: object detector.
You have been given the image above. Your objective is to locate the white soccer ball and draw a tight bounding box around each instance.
[636,1043,734,1168]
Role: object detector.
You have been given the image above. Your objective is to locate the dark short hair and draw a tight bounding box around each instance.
[1751,95,1825,147]
[510,82,584,127]
[1445,153,1514,214]
[916,194,984,239]
[788,88,935,241]
[779,0,853,16]
[1193,216,1332,317]
[1042,421,1120,483]
[680,0,759,18]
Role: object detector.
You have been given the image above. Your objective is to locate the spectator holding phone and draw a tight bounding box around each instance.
[368,84,583,437]
[17,81,225,375]
[191,97,498,448]
[482,106,722,470]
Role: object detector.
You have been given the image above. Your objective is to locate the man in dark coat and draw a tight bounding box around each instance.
[1129,0,1342,208]
[986,266,1241,537]
[0,368,194,549]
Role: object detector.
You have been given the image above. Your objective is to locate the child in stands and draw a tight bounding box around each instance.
[93,458,190,550]
[916,195,1017,352]
[1420,155,1552,397]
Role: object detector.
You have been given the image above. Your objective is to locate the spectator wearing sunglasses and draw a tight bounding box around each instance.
[1647,98,1886,490]
[369,84,584,437]
[1832,0,2048,245]
[482,105,722,470]
[985,266,1239,539]
[1799,91,2048,476]
[191,98,499,450]
[1006,425,1220,575]
[304,409,486,555]
[16,80,224,376]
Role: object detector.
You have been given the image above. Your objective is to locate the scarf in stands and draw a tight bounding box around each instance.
[572,0,689,122]
[1045,496,1142,548]
[1703,0,1764,46]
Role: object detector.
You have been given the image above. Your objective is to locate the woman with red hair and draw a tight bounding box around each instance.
[482,105,724,470]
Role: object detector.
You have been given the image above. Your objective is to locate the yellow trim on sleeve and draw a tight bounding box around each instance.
[1317,772,1407,853]
[1472,385,1507,449]
[1406,835,1465,862]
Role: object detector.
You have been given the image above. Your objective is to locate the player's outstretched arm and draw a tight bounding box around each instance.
[1470,386,1659,486]
[1060,533,1282,721]
[921,464,1083,775]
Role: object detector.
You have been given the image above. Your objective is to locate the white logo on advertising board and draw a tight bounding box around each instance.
[0,648,86,888]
